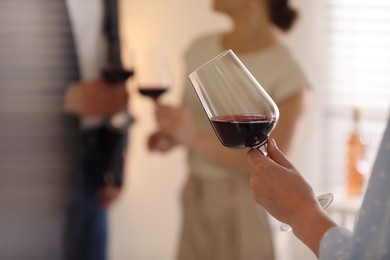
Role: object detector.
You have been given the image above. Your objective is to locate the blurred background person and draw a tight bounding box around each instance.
[147,0,311,259]
[0,0,131,259]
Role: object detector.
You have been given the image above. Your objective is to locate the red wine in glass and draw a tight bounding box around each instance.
[210,114,277,148]
[137,48,171,102]
[138,86,168,101]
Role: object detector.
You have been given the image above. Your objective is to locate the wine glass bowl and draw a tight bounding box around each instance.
[136,48,171,102]
[189,50,279,153]
[188,50,333,232]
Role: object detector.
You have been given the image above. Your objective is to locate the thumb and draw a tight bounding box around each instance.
[267,138,294,169]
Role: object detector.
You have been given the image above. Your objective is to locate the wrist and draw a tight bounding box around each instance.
[291,204,337,256]
[107,111,134,132]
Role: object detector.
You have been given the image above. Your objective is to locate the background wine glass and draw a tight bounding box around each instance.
[136,48,171,102]
[136,48,173,150]
[188,49,333,231]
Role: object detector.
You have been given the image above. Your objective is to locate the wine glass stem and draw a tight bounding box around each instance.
[254,140,268,156]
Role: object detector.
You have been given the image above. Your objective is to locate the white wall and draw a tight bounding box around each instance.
[109,1,325,260]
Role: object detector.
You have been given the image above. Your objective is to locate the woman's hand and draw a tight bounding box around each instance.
[248,138,318,225]
[64,79,128,117]
[153,104,253,171]
[247,139,336,256]
[155,104,199,147]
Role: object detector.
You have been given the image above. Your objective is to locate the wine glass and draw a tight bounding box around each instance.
[136,48,173,149]
[188,49,333,232]
[136,48,171,102]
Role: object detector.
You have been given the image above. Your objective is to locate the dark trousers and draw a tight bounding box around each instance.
[64,190,107,260]
[63,126,126,260]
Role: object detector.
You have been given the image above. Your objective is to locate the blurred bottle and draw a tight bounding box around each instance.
[346,107,366,197]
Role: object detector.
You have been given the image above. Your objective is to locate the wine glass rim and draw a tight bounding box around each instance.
[188,49,234,79]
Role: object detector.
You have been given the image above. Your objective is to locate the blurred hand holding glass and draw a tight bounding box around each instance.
[137,48,174,150]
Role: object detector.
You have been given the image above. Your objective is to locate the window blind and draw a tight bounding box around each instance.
[323,0,390,192]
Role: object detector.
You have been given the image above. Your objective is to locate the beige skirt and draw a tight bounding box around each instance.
[176,175,275,260]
